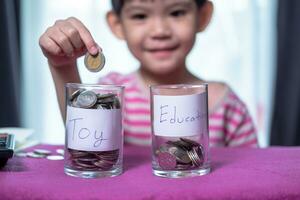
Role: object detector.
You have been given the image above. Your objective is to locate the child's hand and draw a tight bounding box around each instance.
[39,17,99,68]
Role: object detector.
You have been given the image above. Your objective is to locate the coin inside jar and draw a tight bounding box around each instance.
[156,138,204,170]
[84,51,105,72]
[76,90,97,108]
[67,148,119,171]
[168,146,191,164]
[66,90,121,171]
[157,152,177,170]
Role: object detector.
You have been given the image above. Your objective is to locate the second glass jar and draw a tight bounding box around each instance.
[150,84,211,178]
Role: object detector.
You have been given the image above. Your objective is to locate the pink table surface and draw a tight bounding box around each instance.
[1,145,300,200]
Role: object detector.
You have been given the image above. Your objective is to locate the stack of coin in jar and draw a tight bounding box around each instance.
[67,89,121,171]
[156,138,204,170]
[68,149,119,171]
[69,90,120,109]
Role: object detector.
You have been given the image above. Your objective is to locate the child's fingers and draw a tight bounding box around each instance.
[39,34,62,56]
[58,22,83,50]
[48,26,75,56]
[67,17,99,55]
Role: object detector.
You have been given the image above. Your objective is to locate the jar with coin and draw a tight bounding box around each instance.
[150,84,211,178]
[64,83,124,178]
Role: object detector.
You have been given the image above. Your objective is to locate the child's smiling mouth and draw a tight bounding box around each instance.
[146,45,179,59]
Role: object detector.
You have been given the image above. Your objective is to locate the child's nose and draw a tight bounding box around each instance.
[150,18,172,39]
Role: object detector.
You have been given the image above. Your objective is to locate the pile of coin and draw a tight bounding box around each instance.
[67,149,119,171]
[15,148,64,161]
[69,89,120,109]
[156,138,204,170]
[67,89,120,171]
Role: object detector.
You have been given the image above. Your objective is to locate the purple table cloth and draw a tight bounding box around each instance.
[1,145,300,200]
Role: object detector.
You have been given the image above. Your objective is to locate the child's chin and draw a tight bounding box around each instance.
[150,66,178,76]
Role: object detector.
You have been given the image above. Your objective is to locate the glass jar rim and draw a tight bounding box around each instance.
[66,83,125,90]
[150,83,208,90]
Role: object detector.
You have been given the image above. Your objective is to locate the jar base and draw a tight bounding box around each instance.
[64,167,122,178]
[153,166,210,178]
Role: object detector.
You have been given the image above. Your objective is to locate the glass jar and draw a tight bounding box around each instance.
[150,84,210,178]
[64,83,124,178]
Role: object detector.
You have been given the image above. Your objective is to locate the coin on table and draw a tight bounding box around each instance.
[26,152,46,158]
[33,149,52,156]
[84,51,105,72]
[56,149,64,155]
[46,155,64,161]
[14,151,28,157]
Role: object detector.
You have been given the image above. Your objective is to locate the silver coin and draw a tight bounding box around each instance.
[33,149,52,156]
[74,160,96,168]
[26,152,46,158]
[159,143,172,153]
[70,89,84,101]
[192,146,204,166]
[99,97,115,104]
[113,98,121,109]
[14,151,28,157]
[46,155,64,160]
[98,152,119,156]
[186,150,196,165]
[180,138,199,147]
[168,146,191,164]
[76,90,97,108]
[167,140,187,151]
[187,148,203,167]
[56,149,64,155]
[69,151,87,158]
[71,100,79,108]
[94,160,114,170]
[97,93,115,99]
[96,155,118,161]
[74,157,99,162]
[95,104,104,109]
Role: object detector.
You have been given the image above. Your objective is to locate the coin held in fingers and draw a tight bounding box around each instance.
[84,51,105,72]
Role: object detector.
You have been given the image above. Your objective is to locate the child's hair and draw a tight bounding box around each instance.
[111,0,207,15]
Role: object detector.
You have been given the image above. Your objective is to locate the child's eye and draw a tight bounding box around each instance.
[170,10,186,17]
[131,14,147,20]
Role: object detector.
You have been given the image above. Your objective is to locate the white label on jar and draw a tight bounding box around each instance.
[66,106,122,151]
[153,93,208,137]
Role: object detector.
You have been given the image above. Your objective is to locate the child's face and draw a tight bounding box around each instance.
[111,0,203,75]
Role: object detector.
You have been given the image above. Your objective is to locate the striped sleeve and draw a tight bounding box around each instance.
[223,92,258,147]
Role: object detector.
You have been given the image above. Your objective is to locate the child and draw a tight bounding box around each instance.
[39,0,258,147]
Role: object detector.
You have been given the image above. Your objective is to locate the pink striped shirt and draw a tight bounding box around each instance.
[99,72,258,147]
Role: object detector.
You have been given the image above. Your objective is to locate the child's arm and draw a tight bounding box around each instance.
[39,17,100,119]
[223,92,258,147]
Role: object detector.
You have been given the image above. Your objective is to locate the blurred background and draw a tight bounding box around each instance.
[0,0,299,147]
